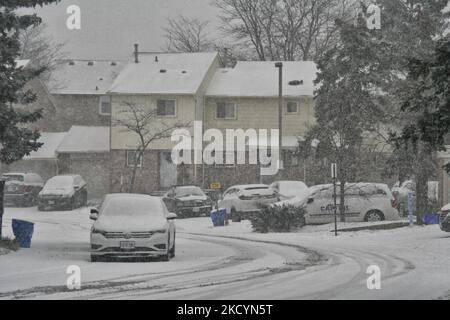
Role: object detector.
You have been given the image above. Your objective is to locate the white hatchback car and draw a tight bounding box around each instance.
[218,184,280,222]
[280,183,400,224]
[90,194,177,262]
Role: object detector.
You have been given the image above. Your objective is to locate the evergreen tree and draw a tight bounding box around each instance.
[310,16,389,222]
[0,0,60,164]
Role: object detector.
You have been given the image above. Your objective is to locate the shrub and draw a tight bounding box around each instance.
[249,204,306,233]
[0,238,20,252]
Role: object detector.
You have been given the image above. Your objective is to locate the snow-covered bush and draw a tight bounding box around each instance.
[249,205,306,233]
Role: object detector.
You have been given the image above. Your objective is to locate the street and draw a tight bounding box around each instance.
[0,207,449,300]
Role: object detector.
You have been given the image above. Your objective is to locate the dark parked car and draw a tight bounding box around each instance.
[162,186,212,218]
[439,203,450,233]
[1,173,44,207]
[38,175,87,211]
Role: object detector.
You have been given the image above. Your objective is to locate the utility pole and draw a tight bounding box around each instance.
[0,179,5,239]
[275,62,283,171]
[332,163,338,236]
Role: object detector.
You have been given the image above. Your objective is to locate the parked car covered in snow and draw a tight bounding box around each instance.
[438,203,450,233]
[89,194,177,262]
[277,183,400,224]
[162,186,212,218]
[38,175,87,211]
[218,184,280,222]
[1,173,44,207]
[269,180,308,199]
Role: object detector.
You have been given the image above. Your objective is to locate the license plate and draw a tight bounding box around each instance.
[193,207,200,213]
[6,185,18,192]
[120,241,135,250]
[48,201,55,205]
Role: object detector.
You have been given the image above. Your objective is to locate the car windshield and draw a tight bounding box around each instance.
[244,187,269,191]
[2,175,24,182]
[44,176,74,190]
[102,196,164,218]
[174,187,205,197]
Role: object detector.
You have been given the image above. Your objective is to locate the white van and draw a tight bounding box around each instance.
[282,183,400,224]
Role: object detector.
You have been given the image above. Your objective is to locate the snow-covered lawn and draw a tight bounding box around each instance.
[0,206,449,300]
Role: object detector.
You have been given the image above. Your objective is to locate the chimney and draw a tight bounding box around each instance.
[155,56,159,63]
[134,44,139,63]
[223,48,228,67]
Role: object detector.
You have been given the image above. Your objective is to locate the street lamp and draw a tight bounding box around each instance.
[275,62,283,170]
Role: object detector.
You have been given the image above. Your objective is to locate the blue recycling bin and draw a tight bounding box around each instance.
[12,219,34,248]
[423,213,440,225]
[211,209,227,227]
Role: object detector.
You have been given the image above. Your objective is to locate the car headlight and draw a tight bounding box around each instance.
[91,228,107,236]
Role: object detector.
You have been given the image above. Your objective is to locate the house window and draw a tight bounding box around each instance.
[157,99,177,117]
[99,96,111,115]
[216,102,236,120]
[126,151,143,168]
[286,101,298,114]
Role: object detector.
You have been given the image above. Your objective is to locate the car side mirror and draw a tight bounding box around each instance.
[307,198,314,204]
[90,208,99,221]
[167,212,178,220]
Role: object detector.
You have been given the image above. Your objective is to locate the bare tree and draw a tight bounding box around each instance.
[19,23,67,73]
[113,102,190,193]
[214,0,357,61]
[163,15,213,52]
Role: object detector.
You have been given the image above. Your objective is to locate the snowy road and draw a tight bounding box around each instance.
[0,207,449,300]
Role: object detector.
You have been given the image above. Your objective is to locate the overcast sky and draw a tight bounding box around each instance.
[32,0,218,60]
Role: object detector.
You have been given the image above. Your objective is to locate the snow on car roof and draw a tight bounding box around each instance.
[206,61,318,98]
[47,60,125,95]
[109,52,219,95]
[57,126,110,153]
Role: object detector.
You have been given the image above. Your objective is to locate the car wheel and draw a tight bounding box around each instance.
[231,208,242,223]
[365,210,384,222]
[161,235,171,262]
[169,233,176,258]
[69,197,76,211]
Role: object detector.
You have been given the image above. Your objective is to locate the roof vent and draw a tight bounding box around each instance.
[111,61,117,66]
[99,77,104,81]
[87,61,94,66]
[155,56,159,62]
[160,69,167,73]
[68,61,75,66]
[181,70,187,74]
[95,86,99,91]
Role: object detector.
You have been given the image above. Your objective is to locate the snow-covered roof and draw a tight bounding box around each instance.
[108,52,219,95]
[57,126,110,153]
[47,60,125,95]
[24,132,67,160]
[206,61,318,98]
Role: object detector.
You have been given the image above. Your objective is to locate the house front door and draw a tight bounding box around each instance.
[160,151,177,189]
